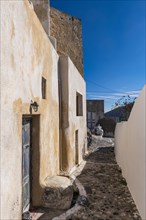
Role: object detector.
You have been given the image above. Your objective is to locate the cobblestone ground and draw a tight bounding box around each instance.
[30,137,141,220]
[67,137,141,220]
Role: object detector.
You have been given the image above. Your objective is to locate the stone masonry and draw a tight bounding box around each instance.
[67,138,141,220]
[50,7,84,77]
[31,0,50,35]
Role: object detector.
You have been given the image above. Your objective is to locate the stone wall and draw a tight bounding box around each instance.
[87,100,104,113]
[31,0,50,35]
[50,7,84,77]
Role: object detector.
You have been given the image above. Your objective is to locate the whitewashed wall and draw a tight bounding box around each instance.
[59,56,87,173]
[1,0,59,219]
[115,85,146,219]
[68,57,87,168]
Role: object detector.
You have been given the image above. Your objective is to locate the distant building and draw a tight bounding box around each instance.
[87,100,104,129]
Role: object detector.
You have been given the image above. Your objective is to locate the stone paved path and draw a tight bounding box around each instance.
[30,137,141,220]
[66,138,141,220]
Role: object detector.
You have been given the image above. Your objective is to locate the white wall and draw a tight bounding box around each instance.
[59,56,87,173]
[1,0,59,219]
[68,57,87,166]
[115,85,146,219]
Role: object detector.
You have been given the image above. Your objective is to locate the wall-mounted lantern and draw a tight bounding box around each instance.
[30,100,39,112]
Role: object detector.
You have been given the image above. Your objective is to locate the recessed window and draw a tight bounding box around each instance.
[42,77,46,99]
[76,92,83,116]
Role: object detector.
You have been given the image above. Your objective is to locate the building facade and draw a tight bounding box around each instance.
[50,7,87,173]
[59,56,86,172]
[0,0,87,219]
[87,100,104,129]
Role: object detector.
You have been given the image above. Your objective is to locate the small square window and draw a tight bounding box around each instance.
[42,77,46,99]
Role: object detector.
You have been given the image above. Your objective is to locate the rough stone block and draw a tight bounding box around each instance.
[50,7,84,77]
[42,176,73,210]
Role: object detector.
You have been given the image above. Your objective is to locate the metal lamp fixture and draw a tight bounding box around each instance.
[30,100,39,112]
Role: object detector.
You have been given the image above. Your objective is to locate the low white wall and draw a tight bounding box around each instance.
[115,85,146,219]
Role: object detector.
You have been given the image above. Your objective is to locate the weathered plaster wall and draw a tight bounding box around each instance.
[50,7,84,77]
[115,85,146,219]
[1,0,59,219]
[59,56,87,173]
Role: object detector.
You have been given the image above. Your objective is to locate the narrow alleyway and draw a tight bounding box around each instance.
[31,136,141,220]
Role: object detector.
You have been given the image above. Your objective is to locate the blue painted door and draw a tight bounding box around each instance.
[22,118,31,213]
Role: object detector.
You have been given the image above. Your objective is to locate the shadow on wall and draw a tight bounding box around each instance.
[61,131,70,172]
[30,116,43,208]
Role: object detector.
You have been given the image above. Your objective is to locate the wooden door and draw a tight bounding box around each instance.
[22,117,31,213]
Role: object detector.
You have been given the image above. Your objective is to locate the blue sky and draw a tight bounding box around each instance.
[51,0,145,112]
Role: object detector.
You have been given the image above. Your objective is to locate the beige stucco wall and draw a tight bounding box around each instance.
[59,56,87,173]
[1,0,59,219]
[115,85,146,219]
